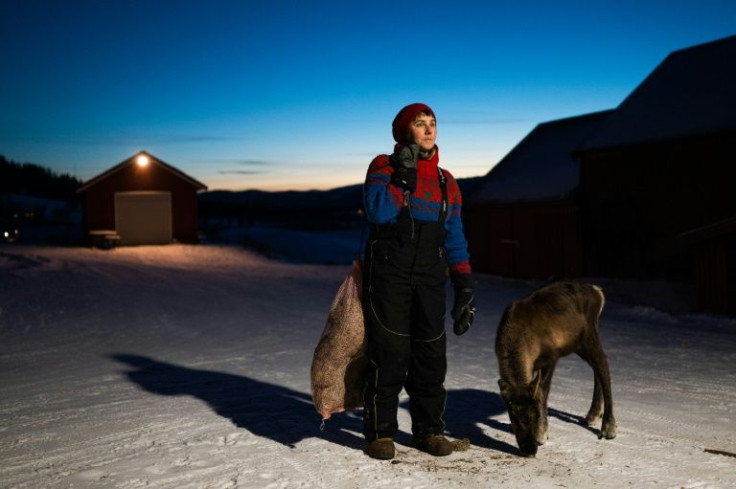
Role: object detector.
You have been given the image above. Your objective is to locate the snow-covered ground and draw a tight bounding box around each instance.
[0,243,734,489]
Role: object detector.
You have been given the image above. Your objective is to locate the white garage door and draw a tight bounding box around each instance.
[115,192,172,245]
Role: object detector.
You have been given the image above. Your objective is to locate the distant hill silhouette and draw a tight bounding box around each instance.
[0,154,482,231]
[198,177,482,230]
[199,184,364,229]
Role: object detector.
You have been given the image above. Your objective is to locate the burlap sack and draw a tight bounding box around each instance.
[310,258,367,420]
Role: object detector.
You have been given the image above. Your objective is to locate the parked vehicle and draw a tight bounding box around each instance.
[1,219,20,243]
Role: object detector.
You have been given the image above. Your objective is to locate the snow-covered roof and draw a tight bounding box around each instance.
[467,110,613,205]
[579,35,736,152]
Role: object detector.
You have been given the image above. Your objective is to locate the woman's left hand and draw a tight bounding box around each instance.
[451,288,475,335]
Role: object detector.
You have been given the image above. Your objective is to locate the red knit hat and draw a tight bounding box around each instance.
[392,103,435,143]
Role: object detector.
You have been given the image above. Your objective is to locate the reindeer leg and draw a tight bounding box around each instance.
[576,348,602,426]
[587,367,604,426]
[579,337,617,439]
[594,354,617,439]
[538,365,555,445]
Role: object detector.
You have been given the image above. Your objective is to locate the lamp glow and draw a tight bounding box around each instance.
[136,155,150,167]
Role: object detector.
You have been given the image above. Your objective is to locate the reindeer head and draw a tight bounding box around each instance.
[498,372,545,457]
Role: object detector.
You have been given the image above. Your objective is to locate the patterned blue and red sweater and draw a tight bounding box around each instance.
[363,147,473,281]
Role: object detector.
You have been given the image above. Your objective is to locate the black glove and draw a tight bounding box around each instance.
[389,144,419,193]
[390,166,417,193]
[390,144,419,170]
[451,287,475,336]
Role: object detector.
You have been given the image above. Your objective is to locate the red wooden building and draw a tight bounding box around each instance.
[574,35,736,314]
[77,151,207,246]
[464,111,612,279]
[679,217,736,316]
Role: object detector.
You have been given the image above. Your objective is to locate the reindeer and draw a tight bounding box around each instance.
[495,281,617,457]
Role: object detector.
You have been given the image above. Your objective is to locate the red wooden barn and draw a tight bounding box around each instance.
[464,111,612,279]
[466,35,735,315]
[77,151,207,246]
[574,35,736,314]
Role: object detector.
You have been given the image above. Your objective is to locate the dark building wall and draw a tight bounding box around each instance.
[692,236,735,315]
[680,218,736,316]
[80,162,201,242]
[466,201,582,279]
[579,133,736,280]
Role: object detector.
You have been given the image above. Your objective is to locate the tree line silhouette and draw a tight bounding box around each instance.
[0,155,82,203]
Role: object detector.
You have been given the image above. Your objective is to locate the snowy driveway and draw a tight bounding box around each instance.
[1,245,734,488]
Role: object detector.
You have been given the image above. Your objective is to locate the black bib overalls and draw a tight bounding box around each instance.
[362,210,450,441]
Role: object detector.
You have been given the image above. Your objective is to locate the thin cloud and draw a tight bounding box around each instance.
[233,160,272,166]
[441,118,527,125]
[195,159,277,168]
[217,169,267,175]
[162,135,245,143]
[1,134,247,145]
[344,152,382,158]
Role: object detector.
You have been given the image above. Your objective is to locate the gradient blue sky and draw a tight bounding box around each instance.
[2,0,735,191]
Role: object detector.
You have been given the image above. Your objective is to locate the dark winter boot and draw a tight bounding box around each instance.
[413,435,454,456]
[367,438,395,460]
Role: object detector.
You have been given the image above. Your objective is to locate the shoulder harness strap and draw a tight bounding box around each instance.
[437,166,448,228]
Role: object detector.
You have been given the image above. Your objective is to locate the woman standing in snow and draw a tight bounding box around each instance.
[361,103,476,460]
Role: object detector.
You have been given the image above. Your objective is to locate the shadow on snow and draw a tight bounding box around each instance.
[110,353,363,449]
[399,388,519,455]
[110,354,538,456]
